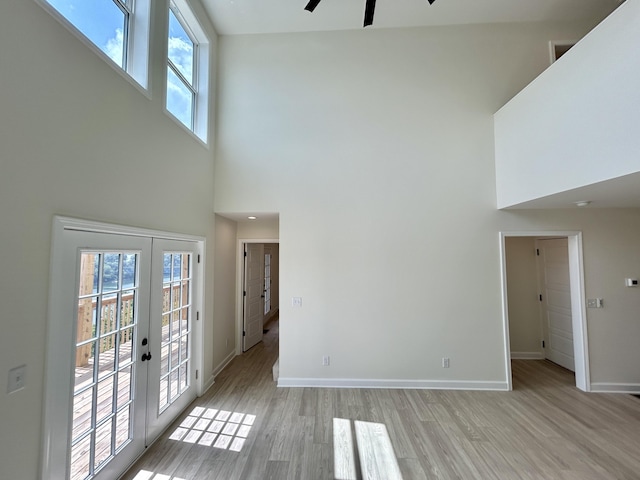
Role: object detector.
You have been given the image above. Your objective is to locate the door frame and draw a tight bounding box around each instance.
[42,216,206,479]
[499,231,590,392]
[236,239,279,355]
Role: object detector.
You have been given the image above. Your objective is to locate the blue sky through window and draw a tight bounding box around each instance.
[168,10,194,84]
[46,0,199,133]
[47,0,126,66]
[167,9,196,130]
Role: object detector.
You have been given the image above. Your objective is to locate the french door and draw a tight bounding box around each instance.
[146,239,199,442]
[42,219,201,480]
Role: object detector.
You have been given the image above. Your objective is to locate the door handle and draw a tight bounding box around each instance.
[142,352,152,362]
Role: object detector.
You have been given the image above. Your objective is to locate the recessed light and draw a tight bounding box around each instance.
[574,201,591,207]
[248,216,257,220]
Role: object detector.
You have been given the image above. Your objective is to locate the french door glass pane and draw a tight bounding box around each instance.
[159,253,192,413]
[72,251,139,480]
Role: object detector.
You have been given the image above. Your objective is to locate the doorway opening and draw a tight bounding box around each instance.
[237,240,279,354]
[500,231,590,392]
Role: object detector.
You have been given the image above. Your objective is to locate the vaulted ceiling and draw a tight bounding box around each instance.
[202,0,622,35]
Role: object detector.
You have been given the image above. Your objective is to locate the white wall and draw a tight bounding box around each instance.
[505,237,543,356]
[213,214,238,373]
[0,1,217,479]
[495,0,640,208]
[214,20,640,389]
[237,217,280,239]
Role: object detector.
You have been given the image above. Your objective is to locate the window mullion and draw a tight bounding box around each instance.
[168,59,196,95]
[114,0,134,15]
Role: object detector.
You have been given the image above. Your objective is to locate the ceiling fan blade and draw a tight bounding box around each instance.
[363,0,376,27]
[305,0,322,12]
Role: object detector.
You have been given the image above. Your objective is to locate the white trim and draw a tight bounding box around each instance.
[42,216,207,479]
[212,350,236,378]
[236,239,280,356]
[277,378,509,391]
[201,375,216,395]
[498,234,513,391]
[55,216,205,242]
[510,352,545,360]
[568,234,590,391]
[590,383,640,394]
[163,0,211,145]
[499,231,590,392]
[548,40,577,64]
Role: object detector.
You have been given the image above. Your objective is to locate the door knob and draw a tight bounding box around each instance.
[141,352,152,362]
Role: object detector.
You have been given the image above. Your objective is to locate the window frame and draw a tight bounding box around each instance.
[35,0,151,95]
[164,0,210,144]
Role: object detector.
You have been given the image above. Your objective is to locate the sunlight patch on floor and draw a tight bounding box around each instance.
[168,406,255,452]
[333,418,403,480]
[131,470,186,480]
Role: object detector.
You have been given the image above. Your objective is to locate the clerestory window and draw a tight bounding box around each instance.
[39,0,151,90]
[165,1,210,143]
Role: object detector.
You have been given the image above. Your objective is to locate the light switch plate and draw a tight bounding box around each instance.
[587,298,603,308]
[7,365,26,394]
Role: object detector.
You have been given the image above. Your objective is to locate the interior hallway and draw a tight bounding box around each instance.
[122,319,640,479]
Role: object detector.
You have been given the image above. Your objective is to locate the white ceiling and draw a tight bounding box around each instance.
[505,172,640,210]
[202,0,622,36]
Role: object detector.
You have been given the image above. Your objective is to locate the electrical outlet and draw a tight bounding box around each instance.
[322,356,330,366]
[292,297,303,308]
[7,365,26,394]
[442,357,450,368]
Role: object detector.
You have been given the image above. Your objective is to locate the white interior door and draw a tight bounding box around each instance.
[538,238,575,371]
[243,243,264,352]
[146,239,200,443]
[43,229,152,480]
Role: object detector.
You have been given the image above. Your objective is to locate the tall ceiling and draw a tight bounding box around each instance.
[204,0,635,210]
[202,0,622,36]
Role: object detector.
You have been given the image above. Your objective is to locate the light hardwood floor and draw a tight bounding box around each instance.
[122,319,640,479]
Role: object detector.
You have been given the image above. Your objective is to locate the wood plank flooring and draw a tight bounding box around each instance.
[122,319,640,479]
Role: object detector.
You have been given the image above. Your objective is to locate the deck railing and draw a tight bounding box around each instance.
[76,286,176,367]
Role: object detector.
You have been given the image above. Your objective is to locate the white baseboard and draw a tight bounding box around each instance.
[213,350,236,378]
[511,352,545,360]
[590,383,640,394]
[200,375,215,396]
[277,377,509,391]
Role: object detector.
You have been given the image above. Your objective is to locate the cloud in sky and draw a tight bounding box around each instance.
[167,67,193,129]
[104,28,124,67]
[166,33,195,129]
[169,36,194,82]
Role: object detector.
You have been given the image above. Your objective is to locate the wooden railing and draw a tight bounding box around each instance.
[76,286,179,367]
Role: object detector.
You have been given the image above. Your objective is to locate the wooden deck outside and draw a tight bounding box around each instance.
[71,323,178,480]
